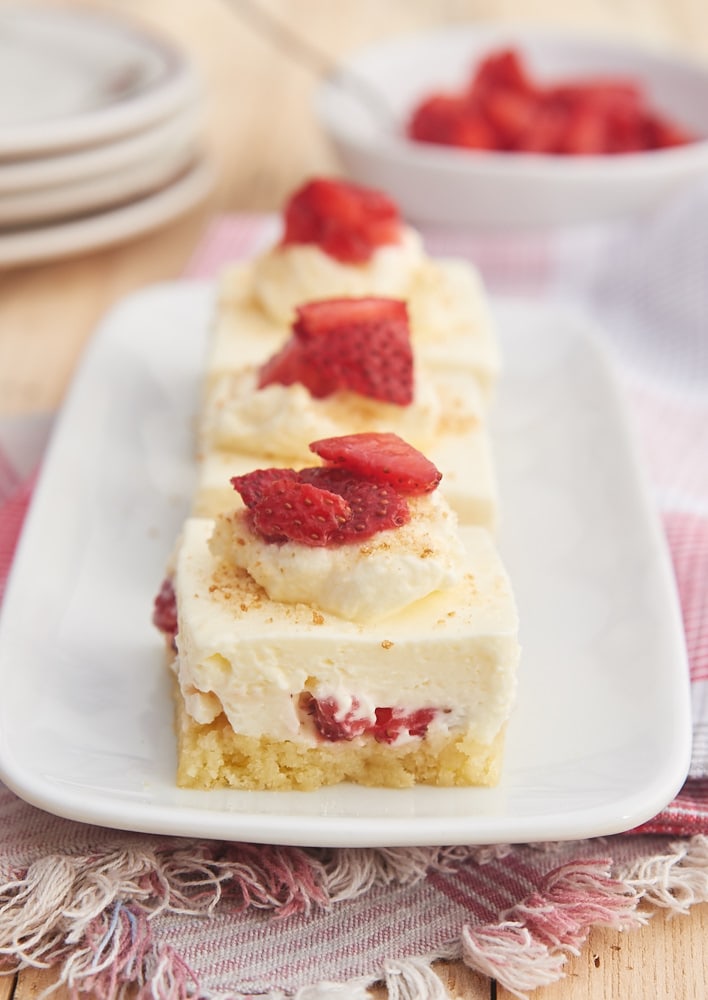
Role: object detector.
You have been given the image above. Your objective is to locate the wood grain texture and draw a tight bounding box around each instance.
[497,903,708,1000]
[2,0,707,997]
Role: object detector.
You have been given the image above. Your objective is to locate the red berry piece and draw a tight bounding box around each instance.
[299,467,411,541]
[471,48,534,97]
[249,477,351,546]
[281,177,402,263]
[373,707,436,744]
[152,577,178,647]
[304,694,371,741]
[310,432,442,495]
[258,297,414,406]
[231,467,299,507]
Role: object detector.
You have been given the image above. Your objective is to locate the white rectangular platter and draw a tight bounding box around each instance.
[0,283,691,847]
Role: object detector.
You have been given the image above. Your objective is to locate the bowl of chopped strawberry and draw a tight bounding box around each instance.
[315,25,708,228]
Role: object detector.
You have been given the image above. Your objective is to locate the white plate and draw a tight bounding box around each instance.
[0,158,213,267]
[316,25,708,228]
[0,134,200,227]
[0,6,199,158]
[0,285,691,847]
[0,102,203,195]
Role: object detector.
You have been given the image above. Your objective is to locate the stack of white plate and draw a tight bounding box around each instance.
[0,5,213,267]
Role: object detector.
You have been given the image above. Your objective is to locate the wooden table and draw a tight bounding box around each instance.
[1,1,707,997]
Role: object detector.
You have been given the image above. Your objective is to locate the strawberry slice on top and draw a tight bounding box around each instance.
[257,296,414,406]
[310,432,442,496]
[281,177,403,263]
[230,434,441,547]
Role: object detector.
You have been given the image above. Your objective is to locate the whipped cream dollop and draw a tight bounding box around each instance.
[250,227,425,324]
[200,367,442,459]
[209,491,466,623]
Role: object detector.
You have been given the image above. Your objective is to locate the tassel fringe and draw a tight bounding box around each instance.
[2,837,708,998]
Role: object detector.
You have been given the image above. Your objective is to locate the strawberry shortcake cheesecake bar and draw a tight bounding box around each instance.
[208,177,500,398]
[156,433,520,791]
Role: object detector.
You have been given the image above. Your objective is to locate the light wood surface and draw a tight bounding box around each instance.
[2,1,707,997]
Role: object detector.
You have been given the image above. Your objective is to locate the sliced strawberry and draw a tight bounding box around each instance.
[248,477,351,546]
[258,297,414,406]
[281,177,402,263]
[310,432,442,496]
[299,467,411,541]
[231,466,300,507]
[256,337,334,398]
[293,296,407,339]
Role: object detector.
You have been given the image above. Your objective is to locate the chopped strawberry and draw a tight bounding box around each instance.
[247,477,351,546]
[304,696,437,743]
[310,432,442,496]
[281,177,402,263]
[372,707,436,744]
[258,297,414,406]
[152,577,178,647]
[299,467,411,541]
[515,105,567,153]
[303,694,371,741]
[471,48,534,97]
[407,46,695,155]
[231,467,299,507]
[479,87,539,149]
[644,114,695,149]
[559,104,609,155]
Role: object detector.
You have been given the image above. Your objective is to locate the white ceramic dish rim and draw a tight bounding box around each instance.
[0,5,200,157]
[0,158,213,267]
[0,284,691,847]
[318,23,708,177]
[0,141,201,227]
[0,102,203,194]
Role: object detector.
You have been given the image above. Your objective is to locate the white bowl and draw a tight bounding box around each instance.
[315,25,708,229]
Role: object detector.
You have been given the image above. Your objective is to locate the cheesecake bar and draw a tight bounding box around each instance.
[165,434,520,791]
[208,178,500,397]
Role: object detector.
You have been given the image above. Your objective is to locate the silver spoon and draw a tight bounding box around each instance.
[226,0,397,129]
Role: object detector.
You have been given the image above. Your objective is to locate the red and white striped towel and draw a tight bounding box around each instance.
[0,193,707,999]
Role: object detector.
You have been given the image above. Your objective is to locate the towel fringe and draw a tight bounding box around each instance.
[2,837,708,998]
[460,859,645,1000]
[622,834,708,912]
[382,957,452,1000]
[0,843,328,998]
